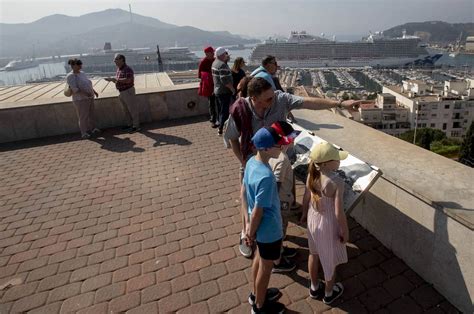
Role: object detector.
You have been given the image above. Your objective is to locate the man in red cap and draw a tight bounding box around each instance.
[198,46,218,128]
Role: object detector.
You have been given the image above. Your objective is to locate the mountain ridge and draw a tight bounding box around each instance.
[383,21,474,44]
[0,9,257,58]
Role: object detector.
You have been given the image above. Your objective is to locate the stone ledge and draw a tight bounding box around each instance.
[0,83,200,110]
[0,84,206,144]
[293,109,473,230]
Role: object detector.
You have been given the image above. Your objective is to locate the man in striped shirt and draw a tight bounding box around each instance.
[106,54,140,133]
[212,47,234,135]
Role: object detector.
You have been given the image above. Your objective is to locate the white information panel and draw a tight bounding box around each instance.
[288,123,382,214]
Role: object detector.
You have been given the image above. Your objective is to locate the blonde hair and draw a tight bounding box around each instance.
[232,57,245,72]
[307,162,322,209]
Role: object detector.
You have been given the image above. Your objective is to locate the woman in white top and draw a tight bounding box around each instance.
[66,59,100,139]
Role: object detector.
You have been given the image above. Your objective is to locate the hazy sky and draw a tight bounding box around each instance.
[1,0,473,37]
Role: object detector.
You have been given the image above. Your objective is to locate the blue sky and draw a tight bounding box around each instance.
[1,0,473,37]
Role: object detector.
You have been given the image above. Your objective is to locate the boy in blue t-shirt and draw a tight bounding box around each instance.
[242,124,296,314]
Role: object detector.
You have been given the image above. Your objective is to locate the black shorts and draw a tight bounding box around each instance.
[256,239,282,261]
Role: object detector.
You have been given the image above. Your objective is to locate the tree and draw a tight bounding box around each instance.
[399,128,465,159]
[459,121,474,166]
[399,128,447,149]
[420,131,432,149]
[431,139,461,158]
[367,93,378,100]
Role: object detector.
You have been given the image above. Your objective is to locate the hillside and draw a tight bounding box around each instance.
[0,9,257,58]
[383,21,474,44]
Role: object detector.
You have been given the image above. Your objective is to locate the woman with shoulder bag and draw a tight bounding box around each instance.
[66,58,100,139]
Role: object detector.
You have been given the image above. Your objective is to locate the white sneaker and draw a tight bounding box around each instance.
[239,235,253,258]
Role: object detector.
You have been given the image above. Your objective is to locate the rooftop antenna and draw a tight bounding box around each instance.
[129,3,133,24]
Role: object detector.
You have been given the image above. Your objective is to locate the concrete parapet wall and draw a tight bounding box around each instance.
[293,109,473,313]
[353,179,473,313]
[0,83,207,143]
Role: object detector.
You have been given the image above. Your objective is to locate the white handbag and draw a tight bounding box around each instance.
[63,83,72,97]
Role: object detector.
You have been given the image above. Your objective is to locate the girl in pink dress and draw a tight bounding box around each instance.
[300,142,350,305]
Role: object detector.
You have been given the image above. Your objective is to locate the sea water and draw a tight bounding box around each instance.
[0,62,67,86]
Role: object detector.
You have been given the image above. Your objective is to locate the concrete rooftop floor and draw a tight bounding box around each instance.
[0,72,173,106]
[0,116,459,313]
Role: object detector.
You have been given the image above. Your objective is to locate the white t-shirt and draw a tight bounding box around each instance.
[66,71,93,101]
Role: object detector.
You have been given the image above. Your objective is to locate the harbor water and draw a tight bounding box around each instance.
[0,62,67,86]
[1,50,472,87]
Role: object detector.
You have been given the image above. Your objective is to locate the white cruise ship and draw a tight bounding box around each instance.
[4,59,41,71]
[249,31,430,68]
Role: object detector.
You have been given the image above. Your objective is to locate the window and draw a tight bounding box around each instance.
[444,104,450,109]
[430,123,436,128]
[453,122,461,128]
[442,123,447,130]
[454,103,462,109]
[431,104,438,110]
[451,131,461,137]
[431,113,437,117]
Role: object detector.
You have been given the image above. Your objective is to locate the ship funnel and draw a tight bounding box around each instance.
[104,42,112,51]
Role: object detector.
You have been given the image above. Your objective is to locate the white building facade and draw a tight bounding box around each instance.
[382,80,474,138]
[358,93,411,136]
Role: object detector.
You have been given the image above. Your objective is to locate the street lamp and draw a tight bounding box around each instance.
[413,101,420,144]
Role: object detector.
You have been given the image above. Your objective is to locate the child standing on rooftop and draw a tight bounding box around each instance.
[243,125,296,314]
[268,121,300,272]
[300,142,349,305]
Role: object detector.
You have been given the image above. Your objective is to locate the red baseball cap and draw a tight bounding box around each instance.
[204,46,214,53]
[271,121,301,145]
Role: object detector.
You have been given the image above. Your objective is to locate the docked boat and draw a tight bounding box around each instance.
[249,31,431,68]
[74,43,199,73]
[4,59,40,71]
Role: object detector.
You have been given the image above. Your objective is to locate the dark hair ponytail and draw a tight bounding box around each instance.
[68,58,82,66]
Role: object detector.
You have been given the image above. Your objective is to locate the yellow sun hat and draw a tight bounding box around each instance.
[309,142,348,163]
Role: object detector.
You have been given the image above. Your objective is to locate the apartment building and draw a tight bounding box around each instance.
[382,79,474,138]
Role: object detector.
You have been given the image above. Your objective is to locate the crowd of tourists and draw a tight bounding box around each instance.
[198,46,357,313]
[64,46,358,313]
